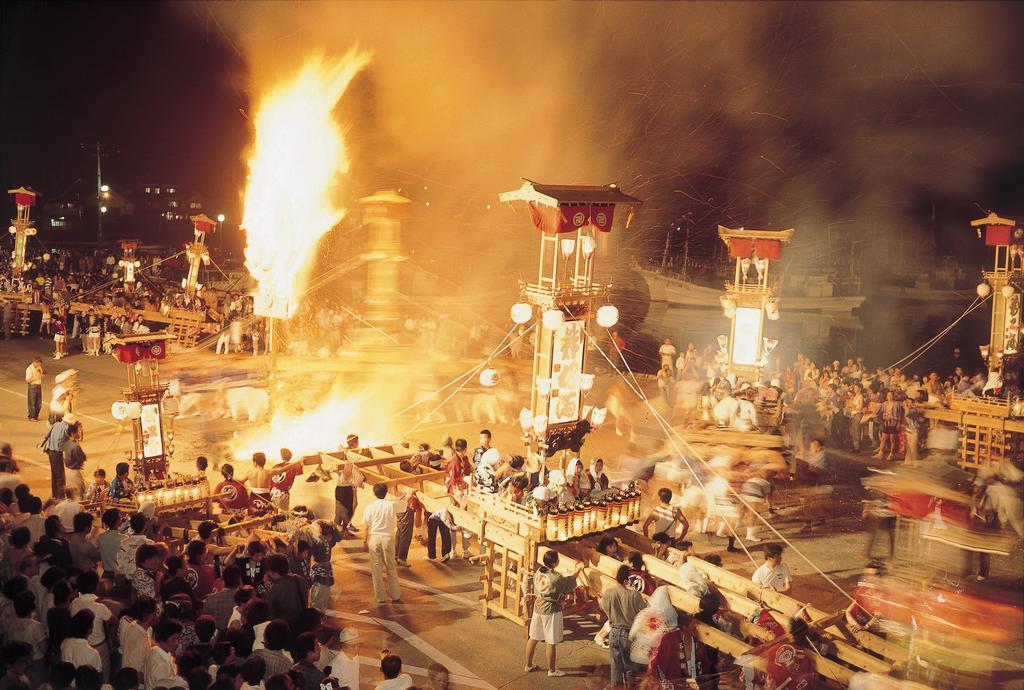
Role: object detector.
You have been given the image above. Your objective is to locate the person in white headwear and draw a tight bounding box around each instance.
[587,458,610,495]
[473,448,501,494]
[629,586,684,687]
[713,390,739,428]
[546,470,574,507]
[733,384,759,431]
[565,458,592,499]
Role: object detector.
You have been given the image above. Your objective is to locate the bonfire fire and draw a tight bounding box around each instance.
[242,50,370,316]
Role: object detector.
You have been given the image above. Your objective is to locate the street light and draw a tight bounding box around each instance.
[100,206,108,214]
[216,213,225,223]
[100,184,109,193]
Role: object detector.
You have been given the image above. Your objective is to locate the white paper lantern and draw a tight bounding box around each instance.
[126,401,144,420]
[1002,285,1016,299]
[976,282,991,298]
[542,309,564,330]
[590,407,608,427]
[111,401,129,420]
[518,408,534,433]
[532,414,549,434]
[580,235,596,257]
[578,373,595,392]
[560,238,576,258]
[510,302,532,324]
[596,305,619,328]
[479,367,499,387]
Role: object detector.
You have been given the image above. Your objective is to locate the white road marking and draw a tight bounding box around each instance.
[327,609,496,689]
[355,655,494,689]
[0,385,118,428]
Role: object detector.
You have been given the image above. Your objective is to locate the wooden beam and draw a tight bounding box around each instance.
[541,546,855,684]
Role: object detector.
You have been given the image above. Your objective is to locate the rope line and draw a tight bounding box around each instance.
[592,328,858,607]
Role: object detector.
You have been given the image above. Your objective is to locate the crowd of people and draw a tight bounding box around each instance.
[0,247,265,355]
[652,336,1002,462]
[0,456,455,690]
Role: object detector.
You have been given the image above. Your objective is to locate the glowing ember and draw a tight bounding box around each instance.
[242,50,371,317]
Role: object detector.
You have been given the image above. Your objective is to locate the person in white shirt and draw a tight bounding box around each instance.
[658,338,678,373]
[25,357,44,421]
[319,626,360,690]
[7,591,47,661]
[51,495,84,533]
[119,597,158,673]
[62,609,102,671]
[69,571,113,678]
[144,619,185,690]
[751,544,792,593]
[362,483,405,604]
[376,653,413,690]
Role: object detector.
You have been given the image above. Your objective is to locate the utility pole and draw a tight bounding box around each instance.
[661,225,673,269]
[95,142,104,245]
[682,223,691,280]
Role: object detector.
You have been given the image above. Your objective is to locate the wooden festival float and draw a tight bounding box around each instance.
[80,332,222,527]
[1,187,39,334]
[923,212,1024,470]
[897,214,1024,572]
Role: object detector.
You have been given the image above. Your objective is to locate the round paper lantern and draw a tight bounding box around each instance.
[126,402,144,420]
[510,302,532,324]
[479,367,500,387]
[111,401,129,420]
[1002,285,1016,299]
[42,253,51,262]
[542,309,564,330]
[977,282,992,298]
[596,305,619,328]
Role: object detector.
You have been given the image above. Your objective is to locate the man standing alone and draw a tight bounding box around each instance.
[525,550,584,678]
[43,412,74,498]
[600,564,646,688]
[63,423,87,498]
[362,483,404,605]
[25,357,44,421]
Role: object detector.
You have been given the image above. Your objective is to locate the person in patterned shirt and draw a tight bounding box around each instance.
[305,520,340,612]
[108,463,135,501]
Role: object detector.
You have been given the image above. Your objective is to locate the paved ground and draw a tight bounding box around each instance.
[1,336,1022,688]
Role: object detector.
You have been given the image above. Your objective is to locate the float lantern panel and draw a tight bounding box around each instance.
[731,306,763,366]
[547,320,586,424]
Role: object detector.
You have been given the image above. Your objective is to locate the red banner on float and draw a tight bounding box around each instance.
[728,238,754,259]
[986,224,1012,246]
[754,239,782,260]
[14,193,36,207]
[116,341,169,364]
[527,202,616,234]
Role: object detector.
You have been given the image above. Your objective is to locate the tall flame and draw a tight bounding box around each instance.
[242,51,371,316]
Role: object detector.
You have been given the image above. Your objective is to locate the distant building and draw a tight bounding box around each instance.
[39,198,84,233]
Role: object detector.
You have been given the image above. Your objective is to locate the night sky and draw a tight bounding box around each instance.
[0,2,248,219]
[3,2,1024,277]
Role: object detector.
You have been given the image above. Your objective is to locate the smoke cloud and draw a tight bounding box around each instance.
[202,1,1024,314]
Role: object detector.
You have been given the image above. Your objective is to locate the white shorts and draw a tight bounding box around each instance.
[528,610,564,644]
[54,334,65,343]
